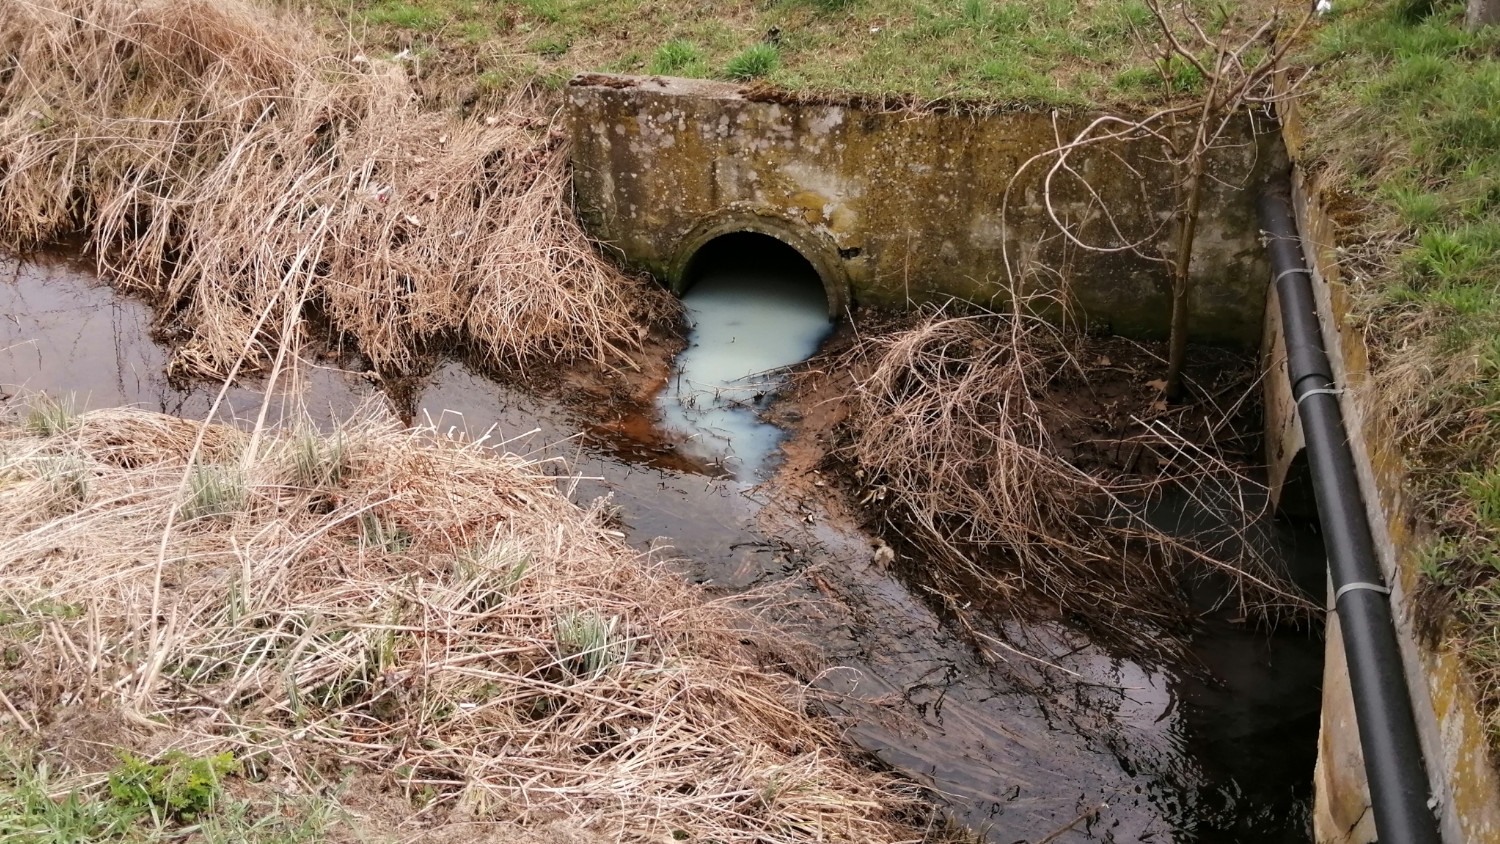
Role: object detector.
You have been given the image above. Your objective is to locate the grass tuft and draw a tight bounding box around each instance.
[24,394,77,438]
[648,39,705,76]
[724,43,780,80]
[36,454,89,515]
[284,430,349,490]
[357,511,412,553]
[553,610,627,678]
[184,464,248,523]
[456,539,532,606]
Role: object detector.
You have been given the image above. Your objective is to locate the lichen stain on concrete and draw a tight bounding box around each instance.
[568,74,1283,346]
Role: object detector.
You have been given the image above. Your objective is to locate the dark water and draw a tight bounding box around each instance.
[0,251,370,425]
[1,248,1325,843]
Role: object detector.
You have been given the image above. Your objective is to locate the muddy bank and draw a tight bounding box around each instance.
[2,250,1325,843]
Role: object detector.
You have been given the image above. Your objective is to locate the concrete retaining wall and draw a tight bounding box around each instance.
[567,74,1279,346]
[1266,100,1500,844]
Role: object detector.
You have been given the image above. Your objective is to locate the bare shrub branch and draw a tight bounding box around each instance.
[840,306,1314,659]
[1000,2,1313,400]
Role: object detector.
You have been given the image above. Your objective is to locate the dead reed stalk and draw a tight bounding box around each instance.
[842,307,1312,655]
[0,0,669,378]
[0,402,939,842]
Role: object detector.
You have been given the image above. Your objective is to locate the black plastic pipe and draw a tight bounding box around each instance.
[1261,187,1442,844]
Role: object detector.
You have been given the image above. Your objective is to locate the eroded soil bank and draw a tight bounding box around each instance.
[2,249,1325,842]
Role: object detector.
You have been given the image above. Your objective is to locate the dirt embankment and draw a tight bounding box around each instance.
[0,403,952,842]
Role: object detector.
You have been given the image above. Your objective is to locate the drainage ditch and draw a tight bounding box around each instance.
[2,246,1326,843]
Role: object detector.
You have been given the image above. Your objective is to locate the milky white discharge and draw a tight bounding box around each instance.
[657,239,833,479]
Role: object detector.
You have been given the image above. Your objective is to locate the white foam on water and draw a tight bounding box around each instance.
[656,237,833,479]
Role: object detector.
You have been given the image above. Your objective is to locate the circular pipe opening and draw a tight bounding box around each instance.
[668,214,850,319]
[680,232,827,313]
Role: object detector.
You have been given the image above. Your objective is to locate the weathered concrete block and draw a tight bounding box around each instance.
[567,74,1282,347]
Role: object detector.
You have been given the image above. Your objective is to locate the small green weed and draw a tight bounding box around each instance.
[108,752,237,822]
[24,394,77,438]
[1462,467,1500,532]
[27,599,82,621]
[456,21,492,43]
[1385,184,1445,227]
[358,511,412,553]
[183,464,248,523]
[454,542,531,612]
[724,43,779,81]
[285,431,349,490]
[1112,55,1205,96]
[28,454,89,514]
[530,35,570,57]
[553,611,628,678]
[476,67,522,92]
[1416,542,1452,585]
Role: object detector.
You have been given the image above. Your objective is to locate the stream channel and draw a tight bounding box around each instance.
[2,243,1325,843]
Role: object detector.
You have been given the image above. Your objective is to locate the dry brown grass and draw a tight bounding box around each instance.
[0,0,669,378]
[841,307,1312,655]
[0,403,939,842]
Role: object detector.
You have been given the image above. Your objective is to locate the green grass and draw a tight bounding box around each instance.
[724,43,779,80]
[0,749,344,844]
[24,394,77,438]
[648,39,706,76]
[183,464,247,523]
[361,1,445,30]
[320,0,1244,108]
[1295,0,1500,744]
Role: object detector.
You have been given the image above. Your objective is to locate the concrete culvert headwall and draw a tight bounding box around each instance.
[567,73,1283,346]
